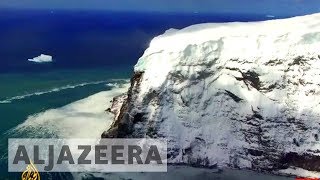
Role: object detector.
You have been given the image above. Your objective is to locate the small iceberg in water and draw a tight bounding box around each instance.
[28,54,53,63]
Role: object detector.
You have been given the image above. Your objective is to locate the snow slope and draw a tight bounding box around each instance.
[103,13,320,177]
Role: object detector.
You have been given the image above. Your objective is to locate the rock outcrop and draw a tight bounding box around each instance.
[102,13,320,176]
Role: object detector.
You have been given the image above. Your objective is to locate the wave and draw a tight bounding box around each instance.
[0,79,128,104]
[7,82,129,139]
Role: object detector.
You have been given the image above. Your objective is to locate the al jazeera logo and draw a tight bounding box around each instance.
[8,139,167,173]
[21,160,40,180]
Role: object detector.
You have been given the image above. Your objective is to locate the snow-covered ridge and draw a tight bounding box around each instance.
[104,13,320,177]
[137,13,320,67]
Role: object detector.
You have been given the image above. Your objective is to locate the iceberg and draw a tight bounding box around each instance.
[28,54,53,63]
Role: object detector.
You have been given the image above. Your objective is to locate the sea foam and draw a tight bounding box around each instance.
[0,80,126,104]
[8,82,129,139]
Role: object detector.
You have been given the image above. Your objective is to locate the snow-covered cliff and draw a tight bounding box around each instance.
[103,13,320,177]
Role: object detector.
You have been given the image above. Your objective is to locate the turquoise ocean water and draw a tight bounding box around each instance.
[0,67,131,179]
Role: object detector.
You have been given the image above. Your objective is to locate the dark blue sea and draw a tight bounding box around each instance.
[0,9,294,179]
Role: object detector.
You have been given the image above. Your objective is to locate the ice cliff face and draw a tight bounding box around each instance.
[103,13,320,176]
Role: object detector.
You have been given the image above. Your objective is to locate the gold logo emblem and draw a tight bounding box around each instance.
[21,160,40,180]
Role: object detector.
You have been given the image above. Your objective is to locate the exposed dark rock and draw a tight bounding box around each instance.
[225,90,243,102]
[247,149,263,156]
[289,56,305,66]
[133,113,145,123]
[293,138,300,147]
[315,134,319,141]
[228,68,261,90]
[251,108,264,120]
[241,71,261,90]
[279,152,320,171]
[146,126,157,137]
[81,173,104,180]
[264,59,283,66]
[102,71,144,138]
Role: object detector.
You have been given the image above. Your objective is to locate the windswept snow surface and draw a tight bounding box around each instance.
[119,13,320,176]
